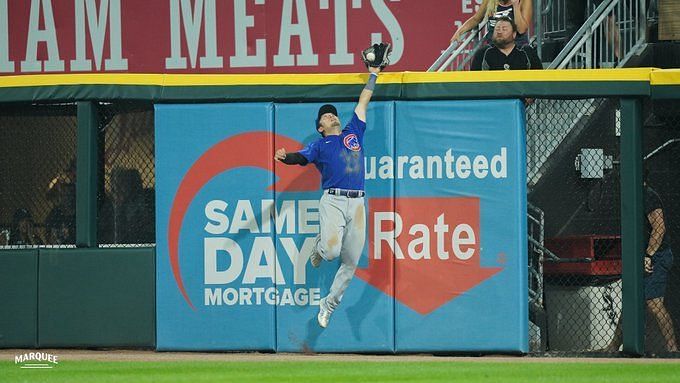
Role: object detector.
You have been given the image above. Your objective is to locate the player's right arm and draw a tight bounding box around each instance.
[274,148,308,165]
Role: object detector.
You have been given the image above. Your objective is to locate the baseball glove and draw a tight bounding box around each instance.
[361,42,392,69]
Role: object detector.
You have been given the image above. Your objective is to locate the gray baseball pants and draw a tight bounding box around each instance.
[316,191,366,311]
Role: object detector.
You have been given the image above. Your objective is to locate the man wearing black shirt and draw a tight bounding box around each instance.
[471,16,542,71]
[605,175,678,353]
[640,184,677,352]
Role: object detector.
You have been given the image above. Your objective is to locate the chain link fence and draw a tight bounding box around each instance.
[527,96,680,357]
[97,102,155,247]
[0,103,77,249]
[0,102,155,249]
[527,97,624,354]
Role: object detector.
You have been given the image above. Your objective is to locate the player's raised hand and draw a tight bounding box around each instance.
[361,42,391,71]
[274,148,287,162]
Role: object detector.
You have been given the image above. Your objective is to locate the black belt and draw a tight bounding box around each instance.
[327,188,365,198]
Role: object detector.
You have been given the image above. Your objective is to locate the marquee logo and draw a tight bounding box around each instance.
[14,352,59,369]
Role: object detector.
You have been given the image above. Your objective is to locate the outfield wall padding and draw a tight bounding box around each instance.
[38,248,155,348]
[0,250,38,348]
[155,100,527,353]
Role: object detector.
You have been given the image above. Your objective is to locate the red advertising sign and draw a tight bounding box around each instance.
[0,0,483,75]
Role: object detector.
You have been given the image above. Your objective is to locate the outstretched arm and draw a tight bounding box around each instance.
[274,147,308,165]
[354,66,381,122]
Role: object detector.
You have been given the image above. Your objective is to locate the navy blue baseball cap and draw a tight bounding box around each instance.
[316,104,337,136]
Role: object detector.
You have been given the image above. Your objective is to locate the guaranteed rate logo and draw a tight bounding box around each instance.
[15,352,59,369]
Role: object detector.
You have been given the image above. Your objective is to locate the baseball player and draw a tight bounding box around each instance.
[274,43,390,328]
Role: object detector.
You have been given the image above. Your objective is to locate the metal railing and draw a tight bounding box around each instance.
[528,202,547,308]
[548,0,646,69]
[541,0,568,40]
[427,20,489,72]
[536,0,568,60]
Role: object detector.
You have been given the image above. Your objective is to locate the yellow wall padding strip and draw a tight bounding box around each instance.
[402,68,655,83]
[161,72,404,86]
[0,72,405,88]
[0,68,676,88]
[0,73,166,87]
[650,69,680,86]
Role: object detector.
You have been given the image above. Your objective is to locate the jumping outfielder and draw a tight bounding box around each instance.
[274,43,391,328]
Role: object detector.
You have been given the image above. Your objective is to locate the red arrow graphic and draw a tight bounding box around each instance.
[167,132,320,309]
[355,197,502,315]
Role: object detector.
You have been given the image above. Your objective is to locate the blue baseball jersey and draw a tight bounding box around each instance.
[299,112,366,191]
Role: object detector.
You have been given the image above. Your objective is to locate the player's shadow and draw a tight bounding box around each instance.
[297,262,332,352]
[344,198,391,342]
[345,280,381,342]
[303,315,323,351]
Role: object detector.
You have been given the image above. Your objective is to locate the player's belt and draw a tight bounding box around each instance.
[327,188,365,198]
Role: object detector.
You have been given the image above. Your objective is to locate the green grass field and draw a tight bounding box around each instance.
[2,360,680,383]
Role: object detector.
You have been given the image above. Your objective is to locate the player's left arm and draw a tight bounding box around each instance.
[354,66,381,122]
[274,147,309,165]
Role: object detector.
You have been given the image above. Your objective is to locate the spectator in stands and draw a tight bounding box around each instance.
[450,0,533,47]
[9,208,44,246]
[471,17,542,71]
[45,160,76,245]
[0,228,9,246]
[605,169,678,353]
[99,167,154,245]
